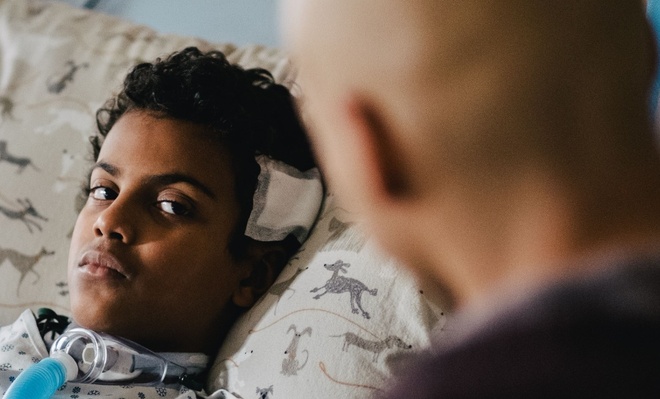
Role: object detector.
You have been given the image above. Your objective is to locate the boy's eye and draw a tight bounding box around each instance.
[157,200,191,216]
[89,186,118,201]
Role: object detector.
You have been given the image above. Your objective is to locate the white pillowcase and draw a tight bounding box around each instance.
[209,195,446,398]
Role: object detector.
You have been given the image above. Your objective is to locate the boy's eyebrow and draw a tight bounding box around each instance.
[94,161,119,176]
[147,173,217,199]
[93,162,217,199]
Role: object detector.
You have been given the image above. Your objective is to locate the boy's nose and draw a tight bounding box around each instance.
[92,200,136,244]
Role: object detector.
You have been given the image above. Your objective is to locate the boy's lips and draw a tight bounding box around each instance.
[78,250,131,279]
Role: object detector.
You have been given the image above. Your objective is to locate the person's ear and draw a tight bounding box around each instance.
[344,95,412,203]
[231,248,287,308]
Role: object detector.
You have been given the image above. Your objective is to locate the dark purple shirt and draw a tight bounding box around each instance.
[380,256,660,398]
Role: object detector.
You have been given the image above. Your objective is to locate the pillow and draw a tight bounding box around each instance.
[209,194,446,398]
[0,1,447,397]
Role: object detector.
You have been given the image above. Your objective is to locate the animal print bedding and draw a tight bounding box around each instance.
[0,0,448,397]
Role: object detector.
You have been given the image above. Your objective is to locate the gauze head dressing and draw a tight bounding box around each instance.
[245,155,323,243]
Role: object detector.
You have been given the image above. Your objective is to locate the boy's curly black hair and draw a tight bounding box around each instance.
[92,46,315,259]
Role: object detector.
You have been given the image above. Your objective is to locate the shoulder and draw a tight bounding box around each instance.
[0,309,49,374]
[382,257,660,398]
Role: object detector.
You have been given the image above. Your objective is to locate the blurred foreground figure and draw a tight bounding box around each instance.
[281,1,660,396]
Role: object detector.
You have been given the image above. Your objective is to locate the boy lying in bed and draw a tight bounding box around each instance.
[0,46,322,398]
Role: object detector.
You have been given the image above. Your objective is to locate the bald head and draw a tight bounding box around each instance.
[283,0,654,188]
[282,0,660,306]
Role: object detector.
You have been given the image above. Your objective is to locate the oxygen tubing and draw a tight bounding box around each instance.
[4,352,77,399]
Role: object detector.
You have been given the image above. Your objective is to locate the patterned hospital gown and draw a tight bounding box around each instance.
[0,309,238,399]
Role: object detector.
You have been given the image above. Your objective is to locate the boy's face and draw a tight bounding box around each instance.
[68,110,251,352]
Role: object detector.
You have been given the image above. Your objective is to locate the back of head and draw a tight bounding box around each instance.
[283,0,660,303]
[286,0,656,191]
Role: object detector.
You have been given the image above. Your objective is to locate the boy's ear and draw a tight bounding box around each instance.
[231,248,287,308]
[344,95,411,202]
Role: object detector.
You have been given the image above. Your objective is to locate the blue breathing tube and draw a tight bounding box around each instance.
[4,327,193,399]
[4,353,77,399]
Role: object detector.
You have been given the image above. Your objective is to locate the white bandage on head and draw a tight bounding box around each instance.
[245,155,324,243]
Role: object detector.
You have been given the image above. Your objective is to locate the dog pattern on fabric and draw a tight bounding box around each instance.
[310,260,378,319]
[281,325,312,376]
[0,197,48,233]
[333,332,412,362]
[256,385,273,399]
[0,141,39,173]
[0,247,54,296]
[46,60,88,94]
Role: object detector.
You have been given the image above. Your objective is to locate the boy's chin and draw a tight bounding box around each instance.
[70,300,128,335]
